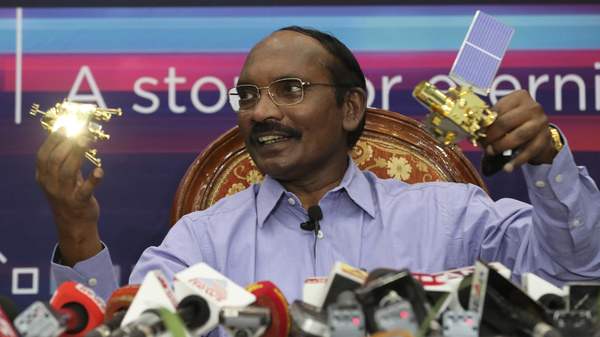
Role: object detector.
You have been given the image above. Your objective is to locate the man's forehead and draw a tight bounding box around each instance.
[255,30,323,51]
[239,30,331,84]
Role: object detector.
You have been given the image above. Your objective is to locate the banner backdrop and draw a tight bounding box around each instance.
[1,4,599,310]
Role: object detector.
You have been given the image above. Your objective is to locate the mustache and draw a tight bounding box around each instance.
[250,121,302,140]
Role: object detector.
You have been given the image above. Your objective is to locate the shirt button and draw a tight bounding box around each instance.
[555,174,563,183]
[317,230,324,239]
[287,198,296,205]
[88,278,98,286]
[573,219,581,227]
[535,181,546,188]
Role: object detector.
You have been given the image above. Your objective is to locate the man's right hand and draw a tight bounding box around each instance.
[36,127,104,267]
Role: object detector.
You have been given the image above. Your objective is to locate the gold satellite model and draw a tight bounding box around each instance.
[413,11,515,176]
[30,99,122,167]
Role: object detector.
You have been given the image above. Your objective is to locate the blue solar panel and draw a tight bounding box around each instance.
[449,11,514,95]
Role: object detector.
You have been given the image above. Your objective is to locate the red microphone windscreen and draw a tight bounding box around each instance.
[246,281,290,337]
[0,298,18,337]
[49,281,106,336]
[104,284,141,320]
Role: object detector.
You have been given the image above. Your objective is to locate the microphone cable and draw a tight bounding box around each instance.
[307,205,323,260]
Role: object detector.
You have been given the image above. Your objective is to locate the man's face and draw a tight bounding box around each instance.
[236,31,354,183]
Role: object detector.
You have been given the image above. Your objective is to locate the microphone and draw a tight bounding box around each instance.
[120,271,179,328]
[173,262,256,336]
[307,205,322,234]
[0,296,17,325]
[300,205,322,232]
[364,268,397,284]
[521,273,566,311]
[522,273,566,303]
[440,310,479,337]
[220,281,290,337]
[113,294,210,337]
[0,295,18,337]
[354,268,431,335]
[288,300,328,337]
[414,262,510,317]
[247,281,290,337]
[289,263,366,337]
[553,281,600,336]
[317,262,367,311]
[414,272,461,321]
[109,273,210,337]
[468,259,562,337]
[327,290,366,337]
[105,284,142,320]
[50,282,106,336]
[110,270,183,337]
[564,281,600,312]
[300,205,323,258]
[14,281,106,337]
[84,284,141,337]
[302,277,328,307]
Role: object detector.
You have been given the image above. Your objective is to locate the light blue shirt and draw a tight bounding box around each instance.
[53,142,600,326]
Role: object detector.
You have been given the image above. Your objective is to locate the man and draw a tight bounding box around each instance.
[43,26,599,317]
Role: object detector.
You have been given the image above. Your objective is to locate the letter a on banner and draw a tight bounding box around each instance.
[68,65,107,108]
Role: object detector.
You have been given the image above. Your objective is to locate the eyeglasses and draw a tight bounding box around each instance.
[227,78,339,112]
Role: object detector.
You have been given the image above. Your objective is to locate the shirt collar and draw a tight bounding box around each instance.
[331,156,377,219]
[256,155,377,228]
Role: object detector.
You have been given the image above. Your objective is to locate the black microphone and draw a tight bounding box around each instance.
[308,205,322,234]
[301,205,323,259]
[468,260,562,337]
[0,295,18,324]
[355,268,432,335]
[300,205,323,232]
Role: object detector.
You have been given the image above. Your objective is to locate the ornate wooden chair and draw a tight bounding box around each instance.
[170,107,488,228]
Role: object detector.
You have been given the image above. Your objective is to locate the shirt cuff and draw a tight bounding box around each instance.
[51,243,119,301]
[521,127,578,201]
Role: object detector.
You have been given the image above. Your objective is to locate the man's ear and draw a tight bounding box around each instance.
[342,87,367,133]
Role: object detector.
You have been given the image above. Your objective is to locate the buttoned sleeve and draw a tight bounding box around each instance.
[48,217,208,303]
[434,130,600,287]
[49,219,207,303]
[517,137,600,284]
[51,243,119,301]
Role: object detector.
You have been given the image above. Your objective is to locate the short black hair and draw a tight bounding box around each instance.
[277,26,366,148]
